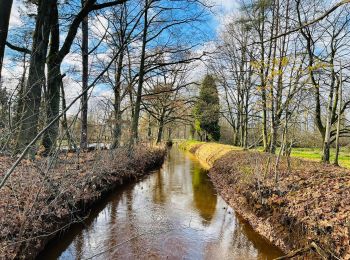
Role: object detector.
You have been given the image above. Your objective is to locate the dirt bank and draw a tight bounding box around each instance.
[0,145,166,259]
[181,141,350,259]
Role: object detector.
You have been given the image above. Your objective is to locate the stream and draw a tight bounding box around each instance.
[37,147,283,260]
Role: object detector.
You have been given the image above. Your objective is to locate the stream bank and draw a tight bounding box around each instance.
[37,146,283,259]
[181,141,349,259]
[0,145,166,259]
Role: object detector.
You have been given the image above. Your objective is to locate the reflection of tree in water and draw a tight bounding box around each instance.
[230,221,255,255]
[152,169,166,204]
[74,231,84,260]
[229,218,283,259]
[192,167,217,224]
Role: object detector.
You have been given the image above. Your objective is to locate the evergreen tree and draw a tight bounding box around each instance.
[194,75,220,141]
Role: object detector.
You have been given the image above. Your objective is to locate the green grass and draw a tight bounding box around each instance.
[178,140,203,151]
[254,146,350,168]
[289,147,350,168]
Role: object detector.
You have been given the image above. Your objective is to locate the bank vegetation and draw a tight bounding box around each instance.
[181,141,350,259]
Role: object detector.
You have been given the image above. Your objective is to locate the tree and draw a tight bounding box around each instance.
[194,75,220,141]
[0,0,13,82]
[15,0,54,155]
[129,0,209,145]
[41,1,61,154]
[296,0,350,163]
[211,15,255,148]
[15,0,128,156]
[142,64,193,143]
[80,0,89,149]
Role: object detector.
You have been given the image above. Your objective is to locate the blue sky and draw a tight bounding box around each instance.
[3,0,240,116]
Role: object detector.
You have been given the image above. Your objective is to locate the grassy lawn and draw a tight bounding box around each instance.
[289,147,350,168]
[252,146,350,169]
[253,146,350,168]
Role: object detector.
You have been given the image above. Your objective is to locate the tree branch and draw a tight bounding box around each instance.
[5,41,31,54]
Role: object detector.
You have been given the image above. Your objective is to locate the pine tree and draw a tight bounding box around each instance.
[194,75,220,141]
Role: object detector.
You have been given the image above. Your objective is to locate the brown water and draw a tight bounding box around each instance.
[38,147,283,260]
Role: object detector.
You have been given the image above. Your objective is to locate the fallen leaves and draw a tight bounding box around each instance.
[0,145,166,259]
[208,150,350,259]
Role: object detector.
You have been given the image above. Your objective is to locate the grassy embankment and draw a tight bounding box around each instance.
[0,145,166,259]
[179,140,350,168]
[180,140,350,259]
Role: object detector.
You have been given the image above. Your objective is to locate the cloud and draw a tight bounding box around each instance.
[208,0,240,13]
[9,0,26,28]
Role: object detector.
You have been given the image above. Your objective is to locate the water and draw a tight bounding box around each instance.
[38,147,283,260]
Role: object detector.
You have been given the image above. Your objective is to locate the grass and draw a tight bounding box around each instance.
[290,147,350,168]
[179,140,240,169]
[254,146,350,168]
[178,139,202,151]
[179,140,350,169]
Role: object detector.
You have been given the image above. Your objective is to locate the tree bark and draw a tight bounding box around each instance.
[13,53,28,135]
[16,0,54,156]
[80,0,89,149]
[334,65,342,166]
[130,0,148,145]
[0,0,13,82]
[42,1,61,154]
[156,118,164,144]
[147,113,152,142]
[258,3,271,152]
[111,48,124,148]
[322,51,337,163]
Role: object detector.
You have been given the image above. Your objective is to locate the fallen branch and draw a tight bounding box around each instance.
[274,242,329,260]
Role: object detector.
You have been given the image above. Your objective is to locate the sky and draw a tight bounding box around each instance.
[3,0,240,116]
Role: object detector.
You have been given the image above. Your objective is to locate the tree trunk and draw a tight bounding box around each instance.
[80,0,89,149]
[156,118,164,144]
[334,65,342,166]
[147,113,152,142]
[0,0,13,82]
[111,49,124,149]
[42,2,61,154]
[60,80,75,151]
[13,53,27,134]
[190,124,195,140]
[130,0,148,145]
[16,0,54,156]
[322,55,336,163]
[167,127,172,140]
[270,120,279,154]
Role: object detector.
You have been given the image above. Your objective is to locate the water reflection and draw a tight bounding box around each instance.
[37,147,283,260]
[192,167,217,224]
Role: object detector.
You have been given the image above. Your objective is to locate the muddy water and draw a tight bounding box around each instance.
[38,147,283,260]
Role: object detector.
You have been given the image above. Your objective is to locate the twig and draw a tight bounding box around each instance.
[274,242,329,260]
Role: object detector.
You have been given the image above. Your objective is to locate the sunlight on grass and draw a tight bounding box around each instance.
[290,147,350,168]
[180,140,350,169]
[179,141,241,169]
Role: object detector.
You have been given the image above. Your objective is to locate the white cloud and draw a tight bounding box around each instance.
[1,56,26,93]
[9,0,26,28]
[216,0,239,11]
[208,0,240,13]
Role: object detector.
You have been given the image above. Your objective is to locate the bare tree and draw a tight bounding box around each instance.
[0,0,13,82]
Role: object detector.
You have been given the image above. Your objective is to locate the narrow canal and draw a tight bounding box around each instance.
[38,147,283,260]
